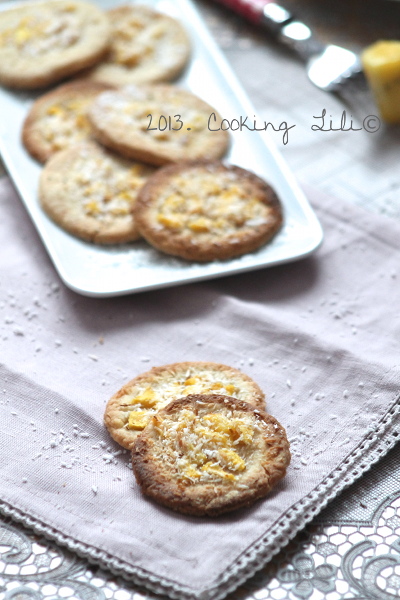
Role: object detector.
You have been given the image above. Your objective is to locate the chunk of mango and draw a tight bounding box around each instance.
[362,40,400,123]
[157,214,183,229]
[130,387,157,408]
[127,410,150,430]
[47,105,65,117]
[219,448,245,471]
[201,463,235,481]
[85,201,100,215]
[188,218,210,233]
[184,466,201,479]
[224,384,235,395]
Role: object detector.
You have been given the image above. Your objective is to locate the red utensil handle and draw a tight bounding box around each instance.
[216,0,273,25]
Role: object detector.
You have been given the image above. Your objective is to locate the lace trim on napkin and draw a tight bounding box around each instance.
[0,397,399,600]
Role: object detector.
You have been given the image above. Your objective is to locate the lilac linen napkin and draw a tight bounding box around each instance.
[0,177,399,600]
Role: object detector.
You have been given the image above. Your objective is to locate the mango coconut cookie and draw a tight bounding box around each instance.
[87,4,191,86]
[133,161,283,261]
[0,0,110,89]
[22,80,113,163]
[88,84,229,165]
[39,141,155,244]
[132,394,291,516]
[104,362,266,450]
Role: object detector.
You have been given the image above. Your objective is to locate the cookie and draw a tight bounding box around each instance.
[87,5,190,86]
[104,362,266,450]
[88,84,229,165]
[22,80,113,163]
[0,0,110,90]
[133,161,283,261]
[132,394,291,516]
[39,141,155,244]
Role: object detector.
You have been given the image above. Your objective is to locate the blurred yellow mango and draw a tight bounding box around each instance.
[362,40,400,124]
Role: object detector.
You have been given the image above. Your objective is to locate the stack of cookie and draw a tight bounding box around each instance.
[104,362,291,516]
[0,0,283,261]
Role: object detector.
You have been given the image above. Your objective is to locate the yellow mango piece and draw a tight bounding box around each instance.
[130,164,145,177]
[157,214,183,229]
[75,114,89,130]
[232,420,254,444]
[127,177,142,189]
[210,382,223,390]
[184,466,201,479]
[163,194,184,211]
[14,27,32,44]
[203,413,253,444]
[224,384,235,394]
[82,186,94,197]
[127,410,150,430]
[116,191,133,202]
[189,218,210,233]
[85,201,100,215]
[115,48,141,67]
[117,29,133,41]
[110,206,130,216]
[220,190,235,202]
[201,463,235,481]
[130,387,157,408]
[197,426,228,446]
[214,218,226,229]
[51,141,64,151]
[202,413,232,434]
[205,182,222,195]
[128,17,144,29]
[362,41,400,123]
[188,202,202,215]
[219,448,245,472]
[194,451,207,465]
[47,105,65,117]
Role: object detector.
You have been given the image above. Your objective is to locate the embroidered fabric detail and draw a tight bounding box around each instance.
[1,398,398,600]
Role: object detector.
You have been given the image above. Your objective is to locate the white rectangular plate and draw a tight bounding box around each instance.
[0,0,323,297]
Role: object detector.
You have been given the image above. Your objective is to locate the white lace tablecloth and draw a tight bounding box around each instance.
[1,2,400,600]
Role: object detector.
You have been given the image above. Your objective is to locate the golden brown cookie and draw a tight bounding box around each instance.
[39,141,155,244]
[22,80,113,163]
[87,5,190,86]
[132,394,291,516]
[88,84,229,165]
[133,161,283,262]
[104,362,266,450]
[0,0,110,90]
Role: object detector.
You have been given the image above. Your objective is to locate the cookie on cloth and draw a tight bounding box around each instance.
[88,84,229,165]
[87,5,190,86]
[22,80,112,163]
[39,141,155,244]
[132,394,291,516]
[104,362,266,450]
[0,0,110,89]
[133,161,283,261]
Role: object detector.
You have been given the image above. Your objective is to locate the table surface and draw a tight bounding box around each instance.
[1,1,400,599]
